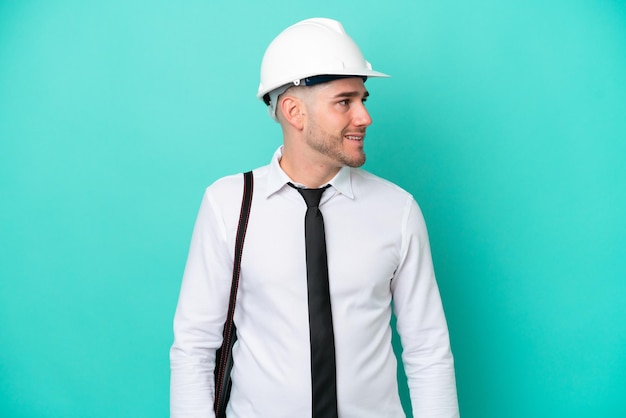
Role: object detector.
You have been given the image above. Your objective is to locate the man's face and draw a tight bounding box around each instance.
[302,77,372,168]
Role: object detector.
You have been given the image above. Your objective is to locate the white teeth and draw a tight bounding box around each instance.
[345,135,362,140]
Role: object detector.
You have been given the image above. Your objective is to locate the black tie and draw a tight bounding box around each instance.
[291,184,338,418]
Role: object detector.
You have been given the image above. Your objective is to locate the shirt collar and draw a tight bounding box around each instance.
[265,146,355,199]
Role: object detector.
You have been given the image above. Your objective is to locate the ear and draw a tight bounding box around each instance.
[279,95,305,130]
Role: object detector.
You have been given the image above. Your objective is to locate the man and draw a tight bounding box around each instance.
[170,18,459,417]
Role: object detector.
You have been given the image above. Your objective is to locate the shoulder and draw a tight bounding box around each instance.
[348,168,430,242]
[201,165,269,217]
[349,168,429,227]
[206,172,245,196]
[350,168,415,204]
[205,165,268,199]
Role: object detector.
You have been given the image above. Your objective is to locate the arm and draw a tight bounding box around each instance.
[391,198,460,418]
[170,190,233,418]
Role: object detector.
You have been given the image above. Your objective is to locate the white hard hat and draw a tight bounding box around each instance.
[257,18,390,113]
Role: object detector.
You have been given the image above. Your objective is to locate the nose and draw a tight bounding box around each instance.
[353,102,372,127]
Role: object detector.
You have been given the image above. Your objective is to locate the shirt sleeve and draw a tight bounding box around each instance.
[391,198,460,418]
[170,189,233,418]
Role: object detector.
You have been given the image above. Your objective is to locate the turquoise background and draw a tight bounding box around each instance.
[1,1,625,417]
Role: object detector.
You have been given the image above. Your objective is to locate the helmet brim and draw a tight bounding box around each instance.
[256,70,390,99]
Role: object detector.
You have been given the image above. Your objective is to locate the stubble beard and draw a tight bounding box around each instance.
[305,121,366,168]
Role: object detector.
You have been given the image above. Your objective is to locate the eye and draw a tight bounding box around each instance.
[338,99,349,106]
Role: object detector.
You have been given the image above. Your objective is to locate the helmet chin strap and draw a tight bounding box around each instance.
[266,84,292,122]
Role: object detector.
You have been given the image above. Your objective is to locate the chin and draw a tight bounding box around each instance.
[343,155,366,168]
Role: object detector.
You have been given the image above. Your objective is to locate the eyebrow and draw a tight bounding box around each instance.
[330,90,370,99]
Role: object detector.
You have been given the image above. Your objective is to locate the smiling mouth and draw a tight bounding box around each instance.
[344,134,365,141]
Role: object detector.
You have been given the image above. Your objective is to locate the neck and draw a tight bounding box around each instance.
[280,144,341,188]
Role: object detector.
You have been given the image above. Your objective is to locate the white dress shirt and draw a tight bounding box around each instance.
[170,147,459,417]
